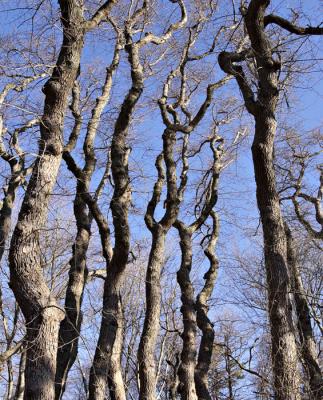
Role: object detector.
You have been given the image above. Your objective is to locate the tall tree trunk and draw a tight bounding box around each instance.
[174,135,222,400]
[88,40,143,400]
[55,191,91,399]
[252,114,300,399]
[14,350,26,400]
[218,2,302,397]
[224,338,234,400]
[107,305,126,400]
[194,212,219,400]
[175,223,198,400]
[8,2,85,398]
[138,128,179,400]
[138,228,167,400]
[57,32,121,398]
[0,163,20,263]
[285,224,323,399]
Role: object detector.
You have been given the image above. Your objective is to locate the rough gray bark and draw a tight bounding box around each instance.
[138,36,226,397]
[88,20,144,400]
[175,223,198,400]
[138,125,179,400]
[138,209,174,400]
[252,114,300,399]
[7,1,117,398]
[8,3,85,398]
[216,0,323,397]
[175,134,222,400]
[56,24,121,398]
[107,306,126,400]
[55,189,91,400]
[285,223,323,399]
[168,355,180,400]
[195,212,219,400]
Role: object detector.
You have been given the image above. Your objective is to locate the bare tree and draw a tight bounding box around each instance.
[137,13,235,395]
[218,2,323,398]
[284,223,322,398]
[275,129,323,397]
[55,18,122,399]
[7,1,117,398]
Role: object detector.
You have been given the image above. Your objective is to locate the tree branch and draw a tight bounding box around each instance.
[84,0,118,31]
[264,14,323,35]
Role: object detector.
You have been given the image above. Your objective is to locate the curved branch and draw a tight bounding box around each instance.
[84,0,118,31]
[145,153,165,230]
[218,50,257,115]
[0,340,23,364]
[138,0,187,46]
[264,14,323,35]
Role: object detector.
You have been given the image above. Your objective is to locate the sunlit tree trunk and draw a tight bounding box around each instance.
[285,223,323,399]
[8,2,85,397]
[217,1,310,397]
[88,33,143,400]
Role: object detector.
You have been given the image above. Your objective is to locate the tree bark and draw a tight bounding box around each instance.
[138,227,167,400]
[194,213,219,400]
[0,163,21,263]
[14,349,26,400]
[88,38,143,400]
[8,2,85,398]
[175,223,198,400]
[174,132,222,400]
[218,2,302,397]
[252,113,300,400]
[138,127,179,400]
[55,191,91,399]
[56,25,120,396]
[107,306,126,400]
[285,224,323,399]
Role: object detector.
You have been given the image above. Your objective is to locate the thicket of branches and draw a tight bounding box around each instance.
[0,1,322,399]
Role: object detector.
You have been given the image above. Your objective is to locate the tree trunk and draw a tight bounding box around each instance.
[175,223,198,400]
[138,228,166,400]
[88,273,126,400]
[0,163,21,263]
[8,2,85,398]
[218,2,302,397]
[252,114,300,400]
[14,349,26,400]
[138,127,179,400]
[195,213,219,400]
[107,306,126,400]
[88,40,143,400]
[57,34,120,398]
[55,191,91,399]
[285,224,323,399]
